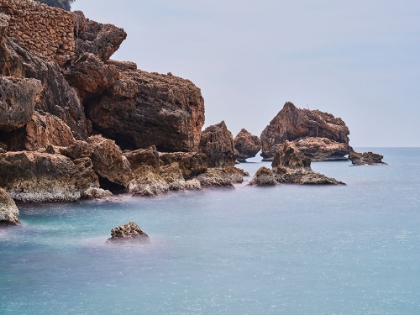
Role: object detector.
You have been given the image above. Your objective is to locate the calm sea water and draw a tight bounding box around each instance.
[1,148,419,315]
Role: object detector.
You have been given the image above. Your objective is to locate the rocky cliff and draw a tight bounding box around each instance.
[260,102,351,160]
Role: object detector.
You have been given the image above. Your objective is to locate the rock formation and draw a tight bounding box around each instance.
[234,129,261,162]
[293,137,352,161]
[224,166,249,184]
[107,222,149,242]
[248,167,277,186]
[196,169,234,187]
[199,121,236,168]
[159,152,207,179]
[272,140,311,170]
[349,151,386,166]
[260,102,351,160]
[129,165,169,197]
[0,188,19,225]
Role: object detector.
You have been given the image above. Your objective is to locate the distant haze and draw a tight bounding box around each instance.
[73,0,420,147]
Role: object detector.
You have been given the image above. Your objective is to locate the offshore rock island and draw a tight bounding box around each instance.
[0,1,384,225]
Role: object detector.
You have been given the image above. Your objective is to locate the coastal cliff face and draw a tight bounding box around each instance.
[260,102,351,160]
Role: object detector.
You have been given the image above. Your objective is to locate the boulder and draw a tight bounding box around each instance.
[199,121,236,168]
[274,166,345,185]
[223,166,249,184]
[82,187,113,199]
[86,69,205,152]
[107,222,149,242]
[129,165,169,196]
[159,162,186,191]
[260,102,350,160]
[292,137,352,161]
[0,152,99,202]
[349,151,386,165]
[0,188,19,226]
[159,152,207,179]
[125,146,160,171]
[59,140,93,160]
[0,77,42,131]
[234,129,261,162]
[184,178,202,190]
[272,141,311,170]
[248,167,277,186]
[196,169,234,187]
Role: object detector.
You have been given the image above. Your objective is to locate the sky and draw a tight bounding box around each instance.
[73,0,420,147]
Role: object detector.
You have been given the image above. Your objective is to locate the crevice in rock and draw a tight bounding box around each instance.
[97,175,126,194]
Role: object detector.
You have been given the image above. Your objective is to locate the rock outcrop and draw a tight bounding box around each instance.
[129,165,169,196]
[0,188,19,225]
[224,166,249,184]
[107,222,149,242]
[199,121,236,168]
[234,129,261,162]
[260,102,350,160]
[197,169,234,187]
[0,151,99,202]
[159,162,186,191]
[349,151,386,166]
[248,167,277,186]
[159,152,207,179]
[293,137,352,161]
[272,141,311,170]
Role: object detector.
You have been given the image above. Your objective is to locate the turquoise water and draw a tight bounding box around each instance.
[1,148,419,314]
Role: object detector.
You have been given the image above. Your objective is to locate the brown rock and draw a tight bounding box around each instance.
[159,151,207,179]
[0,188,20,226]
[261,102,350,160]
[82,187,113,199]
[274,167,345,185]
[272,141,311,170]
[125,146,160,171]
[107,222,149,242]
[234,128,261,162]
[349,151,386,165]
[248,166,277,186]
[196,168,234,187]
[199,121,236,168]
[59,140,93,160]
[0,151,99,202]
[223,166,249,184]
[87,69,205,152]
[292,137,352,161]
[159,162,186,191]
[128,165,169,196]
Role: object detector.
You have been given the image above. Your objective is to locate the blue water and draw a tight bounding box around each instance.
[1,148,419,314]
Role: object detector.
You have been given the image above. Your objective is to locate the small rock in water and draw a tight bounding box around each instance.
[349,151,386,165]
[107,222,149,243]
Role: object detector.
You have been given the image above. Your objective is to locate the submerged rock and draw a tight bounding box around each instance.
[349,151,386,165]
[260,102,350,160]
[234,129,261,162]
[248,167,277,186]
[107,222,149,242]
[0,188,20,226]
[199,121,236,168]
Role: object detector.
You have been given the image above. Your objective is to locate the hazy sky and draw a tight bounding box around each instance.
[73,1,420,147]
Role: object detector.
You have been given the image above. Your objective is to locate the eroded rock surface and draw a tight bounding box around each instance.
[107,222,149,242]
[234,129,261,162]
[261,102,350,160]
[199,121,236,168]
[197,169,234,187]
[248,167,277,186]
[349,151,386,166]
[159,152,207,179]
[0,188,19,225]
[129,165,169,196]
[293,137,352,161]
[272,141,311,170]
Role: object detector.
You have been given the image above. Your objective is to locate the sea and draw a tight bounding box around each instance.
[0,148,419,315]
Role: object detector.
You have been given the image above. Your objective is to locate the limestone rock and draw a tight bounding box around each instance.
[184,178,202,190]
[223,166,249,184]
[64,53,119,102]
[0,188,19,226]
[260,102,350,160]
[196,169,234,187]
[159,162,186,191]
[349,151,386,166]
[0,152,99,202]
[125,146,160,171]
[129,165,169,196]
[82,187,113,199]
[87,69,205,152]
[159,152,207,179]
[59,140,93,160]
[234,129,261,162]
[274,167,345,185]
[199,121,236,168]
[87,135,131,190]
[248,167,277,186]
[293,137,352,161]
[75,18,127,62]
[0,77,42,131]
[272,141,311,170]
[107,222,149,242]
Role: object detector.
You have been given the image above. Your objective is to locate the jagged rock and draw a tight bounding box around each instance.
[349,151,386,166]
[82,187,113,199]
[87,135,131,191]
[64,53,119,101]
[0,16,89,138]
[234,129,261,162]
[184,178,202,190]
[87,69,205,152]
[60,140,93,160]
[0,77,42,131]
[125,146,160,171]
[293,137,352,161]
[199,121,236,168]
[107,59,137,72]
[272,141,311,170]
[248,167,277,186]
[4,111,76,151]
[196,169,234,187]
[223,166,249,184]
[107,222,149,242]
[72,11,88,37]
[75,18,127,62]
[159,162,186,191]
[274,167,345,185]
[0,152,99,202]
[0,188,19,226]
[129,165,169,196]
[260,102,350,160]
[159,152,207,179]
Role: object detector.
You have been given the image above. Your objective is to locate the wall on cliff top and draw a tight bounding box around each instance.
[0,0,74,66]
